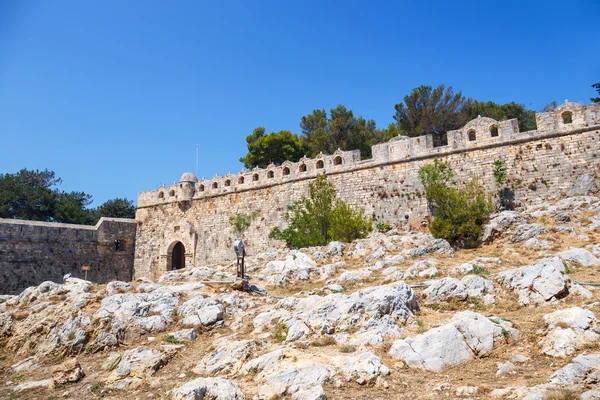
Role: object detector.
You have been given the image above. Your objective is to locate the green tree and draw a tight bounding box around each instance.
[419,161,493,249]
[300,109,329,157]
[462,100,537,132]
[592,83,600,103]
[54,191,94,224]
[393,85,468,147]
[0,169,60,221]
[300,105,381,158]
[239,128,306,169]
[91,198,136,223]
[270,175,371,247]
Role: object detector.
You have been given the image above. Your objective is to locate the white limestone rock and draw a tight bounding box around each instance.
[539,307,600,357]
[558,248,600,267]
[262,251,317,286]
[510,223,547,243]
[495,257,570,305]
[193,339,256,375]
[341,351,390,384]
[106,347,167,388]
[482,211,524,243]
[422,278,467,303]
[260,365,330,398]
[171,377,245,400]
[388,311,517,372]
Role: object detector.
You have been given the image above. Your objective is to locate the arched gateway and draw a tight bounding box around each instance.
[170,241,185,270]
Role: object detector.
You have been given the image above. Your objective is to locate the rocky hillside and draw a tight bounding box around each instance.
[2,195,600,399]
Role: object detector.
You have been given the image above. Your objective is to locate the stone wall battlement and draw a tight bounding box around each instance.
[137,101,600,208]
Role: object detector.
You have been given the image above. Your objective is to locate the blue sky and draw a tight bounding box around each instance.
[1,0,599,206]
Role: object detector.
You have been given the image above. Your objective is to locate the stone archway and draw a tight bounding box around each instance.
[170,241,185,270]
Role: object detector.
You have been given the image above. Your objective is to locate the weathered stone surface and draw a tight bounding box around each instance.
[558,248,600,267]
[495,257,569,305]
[107,347,167,386]
[341,351,390,384]
[509,223,547,243]
[177,295,224,327]
[52,358,85,385]
[539,307,600,357]
[568,172,597,196]
[12,379,55,393]
[482,211,524,243]
[171,377,246,400]
[422,278,467,303]
[193,339,256,375]
[389,311,517,372]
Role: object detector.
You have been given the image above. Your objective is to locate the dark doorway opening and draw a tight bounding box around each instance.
[171,242,185,270]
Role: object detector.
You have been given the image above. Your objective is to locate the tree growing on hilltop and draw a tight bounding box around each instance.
[239,127,306,169]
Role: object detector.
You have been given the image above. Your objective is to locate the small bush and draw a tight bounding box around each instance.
[89,384,100,393]
[311,336,336,347]
[339,344,357,353]
[492,160,507,186]
[375,221,392,232]
[420,161,494,249]
[163,334,178,344]
[472,265,489,275]
[273,323,288,343]
[270,175,372,248]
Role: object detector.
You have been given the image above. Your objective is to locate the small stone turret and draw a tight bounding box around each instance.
[178,172,197,203]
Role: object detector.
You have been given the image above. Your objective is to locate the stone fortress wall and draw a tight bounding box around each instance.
[0,217,136,294]
[135,101,600,279]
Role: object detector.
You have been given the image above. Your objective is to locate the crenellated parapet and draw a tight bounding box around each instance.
[138,101,600,208]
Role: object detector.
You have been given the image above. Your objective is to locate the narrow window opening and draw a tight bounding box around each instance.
[212,182,218,189]
[225,179,231,187]
[467,130,477,141]
[169,189,175,197]
[490,125,499,137]
[238,176,245,184]
[316,160,324,169]
[562,111,573,124]
[299,164,307,172]
[253,173,259,181]
[333,156,342,165]
[267,171,274,178]
[282,167,290,176]
[159,191,164,199]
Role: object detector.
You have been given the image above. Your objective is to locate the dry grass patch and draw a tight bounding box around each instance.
[311,335,336,347]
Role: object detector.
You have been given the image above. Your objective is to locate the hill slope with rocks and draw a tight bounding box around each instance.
[2,195,600,399]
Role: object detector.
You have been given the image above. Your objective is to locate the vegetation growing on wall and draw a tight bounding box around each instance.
[0,168,136,225]
[229,212,257,237]
[269,175,372,247]
[419,160,494,249]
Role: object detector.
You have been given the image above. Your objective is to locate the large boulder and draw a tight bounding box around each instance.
[177,295,224,327]
[261,251,317,286]
[481,211,524,243]
[106,347,168,389]
[509,223,547,243]
[495,257,570,305]
[389,311,518,372]
[558,248,600,267]
[539,307,600,357]
[422,278,467,303]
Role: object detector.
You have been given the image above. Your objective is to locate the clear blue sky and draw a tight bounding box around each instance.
[1,0,599,206]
